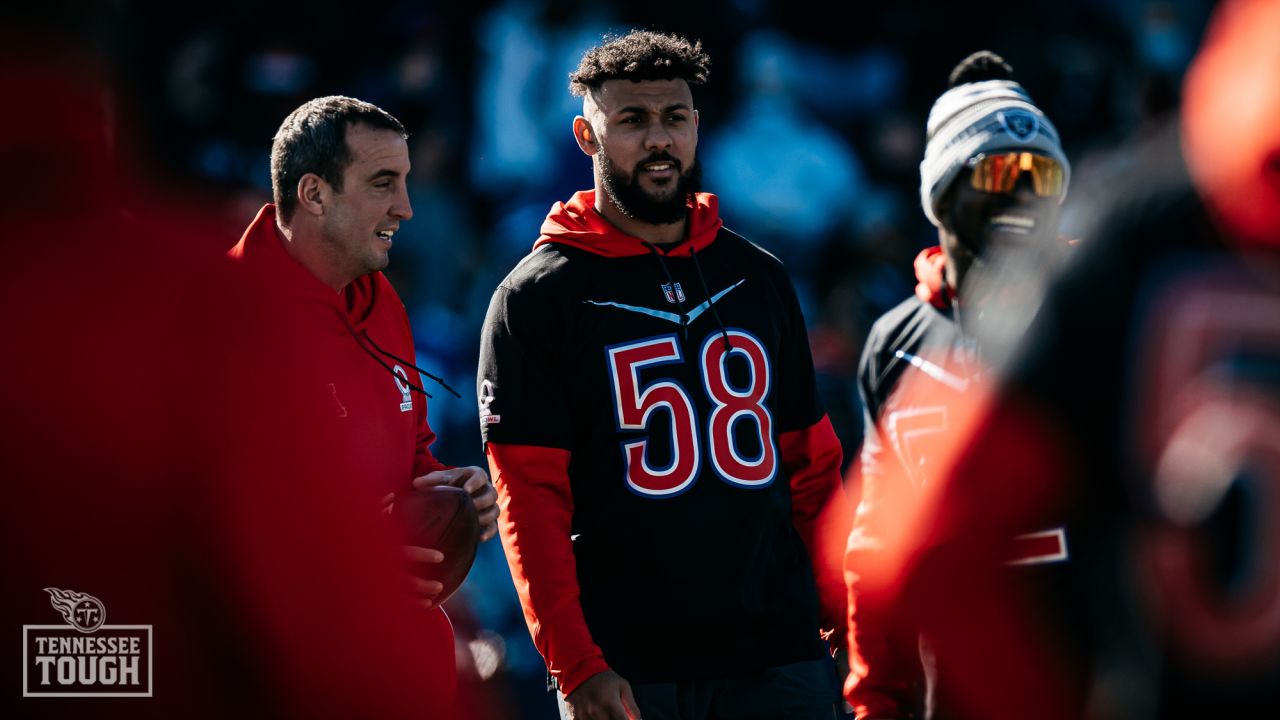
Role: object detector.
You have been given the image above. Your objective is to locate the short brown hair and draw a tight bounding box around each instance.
[270,96,407,222]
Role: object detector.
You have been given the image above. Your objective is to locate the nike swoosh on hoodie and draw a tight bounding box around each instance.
[584,279,745,324]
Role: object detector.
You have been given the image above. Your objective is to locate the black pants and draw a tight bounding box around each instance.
[558,659,840,720]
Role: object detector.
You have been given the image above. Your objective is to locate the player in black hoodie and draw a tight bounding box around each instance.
[478,30,851,720]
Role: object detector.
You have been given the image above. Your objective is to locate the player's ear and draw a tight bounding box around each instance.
[296,173,326,217]
[573,116,598,156]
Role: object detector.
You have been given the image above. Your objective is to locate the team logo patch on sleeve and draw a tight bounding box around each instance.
[479,379,500,424]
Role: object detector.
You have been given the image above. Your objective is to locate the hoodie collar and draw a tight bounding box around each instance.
[228,204,381,329]
[913,245,956,310]
[534,190,724,257]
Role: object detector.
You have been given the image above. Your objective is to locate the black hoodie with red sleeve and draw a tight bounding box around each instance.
[478,190,849,695]
[845,245,1088,720]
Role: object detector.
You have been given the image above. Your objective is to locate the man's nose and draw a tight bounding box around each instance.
[392,186,413,220]
[645,123,673,151]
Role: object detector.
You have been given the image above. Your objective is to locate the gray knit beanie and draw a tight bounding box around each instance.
[920,71,1071,227]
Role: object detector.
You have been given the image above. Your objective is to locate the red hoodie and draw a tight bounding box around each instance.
[229,205,449,492]
[227,204,456,705]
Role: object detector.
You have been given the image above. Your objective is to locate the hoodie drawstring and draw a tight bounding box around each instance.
[689,246,733,352]
[338,314,461,399]
[641,240,691,341]
[361,332,461,398]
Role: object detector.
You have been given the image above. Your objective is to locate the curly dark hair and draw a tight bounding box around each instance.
[270,96,407,222]
[569,30,711,97]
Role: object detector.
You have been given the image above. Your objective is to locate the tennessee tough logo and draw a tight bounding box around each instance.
[23,588,153,697]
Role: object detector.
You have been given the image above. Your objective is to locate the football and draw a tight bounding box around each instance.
[393,485,480,605]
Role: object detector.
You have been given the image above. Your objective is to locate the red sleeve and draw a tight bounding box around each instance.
[412,393,449,478]
[393,288,448,480]
[895,394,1078,720]
[486,442,609,696]
[780,414,851,637]
[845,388,1078,720]
[843,418,923,720]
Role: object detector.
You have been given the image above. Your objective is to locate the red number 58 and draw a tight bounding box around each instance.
[606,331,777,497]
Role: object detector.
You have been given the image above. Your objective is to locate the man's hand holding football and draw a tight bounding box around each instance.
[413,466,499,541]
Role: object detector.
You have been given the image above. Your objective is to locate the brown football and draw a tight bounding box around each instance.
[392,485,480,605]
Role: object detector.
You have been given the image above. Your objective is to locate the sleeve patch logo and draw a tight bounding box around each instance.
[479,379,500,424]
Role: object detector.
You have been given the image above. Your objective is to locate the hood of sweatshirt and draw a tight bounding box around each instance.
[228,204,457,399]
[534,190,723,257]
[228,204,386,334]
[913,245,955,310]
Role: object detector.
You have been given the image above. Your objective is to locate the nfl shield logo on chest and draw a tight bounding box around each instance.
[662,282,686,304]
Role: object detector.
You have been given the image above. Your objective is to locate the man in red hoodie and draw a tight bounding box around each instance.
[0,19,479,713]
[477,31,851,720]
[227,96,499,710]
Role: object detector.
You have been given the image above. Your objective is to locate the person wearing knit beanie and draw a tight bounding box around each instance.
[844,51,1074,720]
[919,50,1071,297]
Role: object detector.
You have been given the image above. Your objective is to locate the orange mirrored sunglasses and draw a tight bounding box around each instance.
[967,151,1065,197]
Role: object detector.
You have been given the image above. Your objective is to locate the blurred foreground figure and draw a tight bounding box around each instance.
[845,1,1280,718]
[1,30,459,720]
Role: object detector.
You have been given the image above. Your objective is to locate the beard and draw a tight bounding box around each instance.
[598,149,702,225]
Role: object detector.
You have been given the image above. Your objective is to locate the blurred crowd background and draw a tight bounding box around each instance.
[34,0,1218,716]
